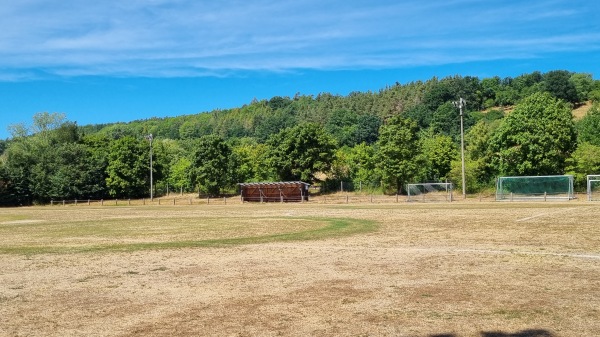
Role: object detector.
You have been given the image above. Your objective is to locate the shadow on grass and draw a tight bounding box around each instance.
[429,330,554,337]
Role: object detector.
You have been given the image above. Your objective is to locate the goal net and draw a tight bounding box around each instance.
[587,175,600,201]
[496,175,574,201]
[407,183,453,202]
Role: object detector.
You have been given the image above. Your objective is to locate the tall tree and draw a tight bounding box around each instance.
[376,116,424,193]
[489,92,577,176]
[266,123,337,182]
[105,137,149,198]
[420,132,458,181]
[190,135,232,196]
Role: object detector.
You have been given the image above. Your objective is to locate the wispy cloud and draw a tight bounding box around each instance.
[0,0,598,80]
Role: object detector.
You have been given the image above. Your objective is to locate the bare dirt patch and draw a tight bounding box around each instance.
[0,202,599,337]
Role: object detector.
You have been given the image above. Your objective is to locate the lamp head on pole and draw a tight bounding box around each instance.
[146,134,153,145]
[452,98,466,115]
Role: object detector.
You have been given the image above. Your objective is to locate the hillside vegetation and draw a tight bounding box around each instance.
[1,70,600,205]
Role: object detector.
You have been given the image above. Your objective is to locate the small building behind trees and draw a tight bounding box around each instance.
[239,182,310,202]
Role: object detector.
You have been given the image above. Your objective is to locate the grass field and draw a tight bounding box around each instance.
[0,202,599,337]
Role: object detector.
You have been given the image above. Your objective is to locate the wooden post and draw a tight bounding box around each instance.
[51,200,54,206]
[544,191,547,202]
[101,199,104,206]
[396,194,399,203]
[510,192,513,202]
[128,199,131,205]
[115,199,118,206]
[346,195,349,204]
[207,196,210,204]
[158,198,161,205]
[173,198,176,205]
[62,200,65,206]
[143,198,145,205]
[224,197,227,204]
[75,199,77,206]
[88,199,90,206]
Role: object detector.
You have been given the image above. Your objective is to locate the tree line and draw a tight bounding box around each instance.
[1,70,599,205]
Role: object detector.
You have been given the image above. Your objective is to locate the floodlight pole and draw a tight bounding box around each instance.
[146,134,154,201]
[453,98,467,199]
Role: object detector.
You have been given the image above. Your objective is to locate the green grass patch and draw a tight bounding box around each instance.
[0,217,377,255]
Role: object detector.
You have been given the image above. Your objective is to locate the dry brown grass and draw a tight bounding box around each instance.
[0,202,599,337]
[572,101,594,120]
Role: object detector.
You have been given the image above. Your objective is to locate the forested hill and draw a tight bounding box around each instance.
[79,70,598,143]
[2,70,600,205]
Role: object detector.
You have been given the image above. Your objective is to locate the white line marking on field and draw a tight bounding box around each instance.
[515,207,577,222]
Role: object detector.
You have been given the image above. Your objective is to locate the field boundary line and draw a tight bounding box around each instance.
[515,207,578,222]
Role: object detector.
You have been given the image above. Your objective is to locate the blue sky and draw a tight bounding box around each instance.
[1,0,599,139]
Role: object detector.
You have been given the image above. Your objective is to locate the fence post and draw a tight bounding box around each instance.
[143,198,145,205]
[346,195,349,204]
[189,198,192,205]
[88,199,90,206]
[63,200,65,206]
[224,197,227,204]
[128,199,131,206]
[115,199,118,206]
[207,196,210,204]
[544,191,547,202]
[75,199,77,206]
[370,195,373,203]
[51,200,54,206]
[101,199,104,206]
[158,198,161,205]
[173,198,176,205]
[510,193,513,202]
[396,194,399,203]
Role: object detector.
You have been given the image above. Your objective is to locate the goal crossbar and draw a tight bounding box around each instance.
[407,183,453,202]
[587,175,600,201]
[496,175,574,201]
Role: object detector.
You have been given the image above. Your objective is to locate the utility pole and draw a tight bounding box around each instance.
[453,98,466,199]
[146,134,154,201]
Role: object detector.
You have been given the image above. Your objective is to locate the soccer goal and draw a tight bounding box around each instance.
[587,175,600,201]
[495,175,574,201]
[406,183,453,202]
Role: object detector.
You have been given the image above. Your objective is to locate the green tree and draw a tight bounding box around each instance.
[0,143,33,205]
[324,109,359,147]
[570,73,595,103]
[230,139,272,183]
[347,142,379,190]
[168,157,192,193]
[376,116,424,193]
[266,123,337,182]
[190,135,232,196]
[420,132,458,181]
[543,70,578,104]
[576,103,600,146]
[105,137,149,198]
[489,92,577,176]
[565,142,600,189]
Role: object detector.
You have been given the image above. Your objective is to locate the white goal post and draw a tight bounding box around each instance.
[496,175,574,201]
[406,183,453,202]
[587,175,600,201]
